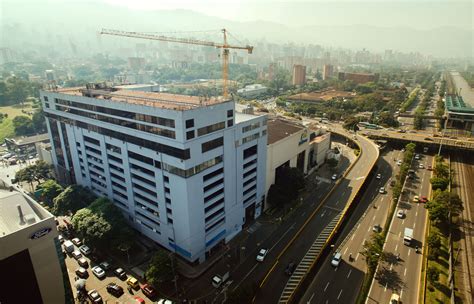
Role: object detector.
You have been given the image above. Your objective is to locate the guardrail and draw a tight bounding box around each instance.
[277,131,379,303]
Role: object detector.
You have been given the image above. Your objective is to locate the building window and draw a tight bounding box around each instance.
[262,129,267,136]
[242,133,259,144]
[106,143,121,154]
[205,208,225,223]
[202,137,224,153]
[243,167,257,178]
[227,119,233,127]
[186,130,195,140]
[243,184,257,196]
[165,187,170,194]
[163,176,169,183]
[186,119,194,128]
[108,154,123,164]
[43,96,49,102]
[128,151,154,166]
[197,121,225,137]
[243,145,258,159]
[204,188,224,203]
[242,122,260,133]
[162,156,223,178]
[45,103,50,108]
[83,136,100,146]
[205,197,224,213]
[203,178,224,193]
[165,197,171,204]
[130,163,154,177]
[227,110,233,118]
[203,167,224,182]
[205,217,225,233]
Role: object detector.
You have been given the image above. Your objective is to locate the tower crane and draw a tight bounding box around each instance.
[100,28,253,98]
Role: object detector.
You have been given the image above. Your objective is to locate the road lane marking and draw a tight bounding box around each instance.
[308,293,315,303]
[408,250,411,256]
[395,244,398,252]
[413,223,416,229]
[337,289,343,300]
[355,253,360,261]
[372,215,376,221]
[347,269,352,278]
[269,223,295,252]
[324,282,330,292]
[384,284,387,292]
[399,232,401,237]
[344,247,348,255]
[357,224,361,229]
[404,268,407,276]
[415,211,418,217]
[321,211,326,218]
[400,288,403,299]
[235,264,258,291]
[390,264,393,271]
[367,227,371,232]
[351,234,355,241]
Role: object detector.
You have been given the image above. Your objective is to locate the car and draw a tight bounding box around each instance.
[141,283,157,298]
[99,261,111,270]
[427,165,433,170]
[419,164,424,169]
[331,252,342,267]
[397,129,406,133]
[285,262,296,275]
[331,174,337,180]
[71,250,82,260]
[71,238,82,246]
[424,137,433,141]
[58,234,64,243]
[373,224,382,233]
[79,245,91,255]
[127,276,140,289]
[376,173,381,179]
[156,300,173,304]
[414,154,420,160]
[77,257,89,268]
[396,160,402,166]
[114,267,127,280]
[397,210,405,219]
[106,282,124,297]
[413,195,419,203]
[379,187,386,194]
[389,180,396,187]
[75,267,89,278]
[420,196,428,203]
[433,134,441,137]
[87,289,103,304]
[390,293,400,304]
[91,266,106,279]
[256,248,268,262]
[134,297,146,304]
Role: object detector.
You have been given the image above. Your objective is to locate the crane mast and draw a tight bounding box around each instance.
[100,28,253,98]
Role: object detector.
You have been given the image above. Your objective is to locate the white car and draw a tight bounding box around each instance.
[91,266,106,279]
[396,160,402,166]
[419,164,424,169]
[331,174,337,180]
[376,173,381,179]
[256,249,268,262]
[88,289,102,303]
[331,252,342,267]
[415,154,420,160]
[379,187,385,194]
[71,250,82,260]
[79,244,91,255]
[397,210,405,218]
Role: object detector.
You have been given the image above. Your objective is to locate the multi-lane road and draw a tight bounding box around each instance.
[299,148,402,304]
[253,130,379,303]
[367,153,433,304]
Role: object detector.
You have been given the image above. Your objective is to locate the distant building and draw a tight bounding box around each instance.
[265,117,330,209]
[292,65,306,86]
[128,57,145,71]
[4,133,50,156]
[445,95,474,132]
[0,185,69,303]
[323,64,334,80]
[338,72,379,84]
[237,84,268,98]
[45,70,56,82]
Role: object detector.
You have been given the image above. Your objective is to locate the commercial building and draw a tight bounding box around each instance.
[0,184,69,304]
[444,94,474,132]
[265,117,330,209]
[4,133,50,156]
[292,65,306,86]
[323,64,334,80]
[338,72,379,84]
[40,83,267,263]
[237,84,268,98]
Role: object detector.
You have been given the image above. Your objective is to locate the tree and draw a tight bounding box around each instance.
[427,233,441,260]
[430,177,449,191]
[360,233,385,271]
[15,160,52,186]
[327,158,339,169]
[14,166,35,190]
[71,208,112,248]
[343,116,359,131]
[32,109,47,133]
[427,267,440,284]
[37,179,63,207]
[52,185,95,215]
[276,166,305,194]
[425,190,464,226]
[12,115,34,135]
[267,184,288,208]
[145,251,174,286]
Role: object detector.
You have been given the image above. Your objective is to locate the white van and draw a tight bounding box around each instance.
[63,240,74,253]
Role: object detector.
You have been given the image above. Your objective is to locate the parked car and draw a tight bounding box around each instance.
[77,257,89,268]
[114,268,127,280]
[79,245,91,255]
[376,173,381,179]
[390,293,400,304]
[134,297,145,304]
[427,165,433,170]
[127,276,140,289]
[75,267,88,279]
[58,235,64,243]
[331,252,342,267]
[419,164,424,169]
[420,196,428,203]
[92,266,106,279]
[373,224,382,233]
[397,210,405,219]
[141,283,157,298]
[88,289,103,304]
[256,249,268,262]
[396,160,402,166]
[414,154,420,160]
[106,283,124,297]
[379,187,386,194]
[331,174,337,180]
[71,250,82,260]
[71,238,82,246]
[413,195,420,203]
[99,261,111,270]
[156,300,173,304]
[285,262,296,275]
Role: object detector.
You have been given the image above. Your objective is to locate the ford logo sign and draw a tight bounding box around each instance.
[31,227,52,240]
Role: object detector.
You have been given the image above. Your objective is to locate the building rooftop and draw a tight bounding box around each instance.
[445,95,474,114]
[267,117,304,145]
[50,86,229,111]
[5,133,49,146]
[0,188,49,236]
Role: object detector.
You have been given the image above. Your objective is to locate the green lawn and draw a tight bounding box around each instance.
[425,225,451,304]
[0,103,35,142]
[0,118,15,142]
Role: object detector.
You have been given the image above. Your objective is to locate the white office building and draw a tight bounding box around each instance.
[40,84,267,263]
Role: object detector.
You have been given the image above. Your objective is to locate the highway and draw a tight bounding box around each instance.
[299,148,403,304]
[366,152,433,304]
[253,128,379,303]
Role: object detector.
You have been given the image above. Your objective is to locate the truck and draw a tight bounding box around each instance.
[403,228,413,245]
[212,272,230,288]
[63,240,74,253]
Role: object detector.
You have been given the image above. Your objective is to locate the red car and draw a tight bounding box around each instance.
[420,196,428,203]
[134,296,145,304]
[141,283,157,298]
